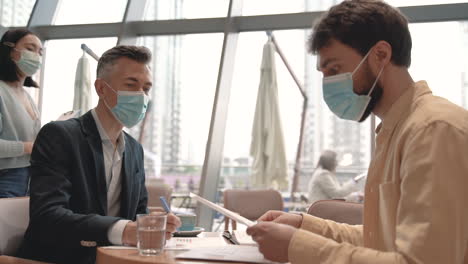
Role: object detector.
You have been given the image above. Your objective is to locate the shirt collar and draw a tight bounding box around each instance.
[91,108,125,155]
[376,81,432,134]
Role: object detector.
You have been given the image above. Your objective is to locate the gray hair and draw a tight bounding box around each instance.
[317,150,337,171]
[97,45,151,78]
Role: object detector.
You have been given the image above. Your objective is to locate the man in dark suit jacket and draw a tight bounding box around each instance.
[17,46,180,264]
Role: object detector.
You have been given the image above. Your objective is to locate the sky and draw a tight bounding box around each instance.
[17,0,468,165]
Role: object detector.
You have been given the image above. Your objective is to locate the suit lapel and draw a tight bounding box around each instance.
[80,111,108,215]
[120,137,135,219]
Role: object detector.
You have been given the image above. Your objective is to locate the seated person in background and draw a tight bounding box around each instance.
[307,150,360,205]
[17,45,180,264]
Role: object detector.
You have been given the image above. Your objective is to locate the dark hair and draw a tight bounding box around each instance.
[0,28,40,88]
[97,45,152,78]
[308,0,412,68]
[317,150,337,171]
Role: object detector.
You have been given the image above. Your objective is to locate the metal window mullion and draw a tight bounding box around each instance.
[22,3,468,40]
[117,0,148,46]
[27,0,60,122]
[196,0,244,231]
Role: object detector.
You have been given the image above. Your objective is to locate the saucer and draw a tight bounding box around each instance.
[173,227,205,237]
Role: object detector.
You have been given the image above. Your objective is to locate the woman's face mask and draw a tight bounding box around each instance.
[14,48,42,77]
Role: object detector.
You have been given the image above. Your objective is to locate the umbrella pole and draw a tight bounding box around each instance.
[291,98,308,202]
[81,44,100,61]
[268,31,308,202]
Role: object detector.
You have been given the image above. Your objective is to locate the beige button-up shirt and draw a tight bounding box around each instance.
[288,81,468,263]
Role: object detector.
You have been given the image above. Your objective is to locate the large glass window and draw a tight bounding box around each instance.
[223,31,303,190]
[41,38,117,124]
[409,21,468,108]
[242,0,307,16]
[53,0,127,25]
[130,34,223,194]
[144,0,229,20]
[0,0,36,27]
[387,0,468,6]
[243,0,468,16]
[222,30,371,194]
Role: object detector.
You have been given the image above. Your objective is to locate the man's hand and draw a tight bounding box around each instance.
[122,213,181,245]
[247,222,297,263]
[149,210,181,240]
[122,221,137,246]
[165,213,181,240]
[258,210,303,228]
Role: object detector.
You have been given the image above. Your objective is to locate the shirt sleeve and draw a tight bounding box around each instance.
[288,122,468,264]
[0,106,26,158]
[108,220,131,245]
[300,214,363,246]
[0,139,24,158]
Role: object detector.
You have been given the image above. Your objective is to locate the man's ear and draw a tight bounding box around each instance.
[95,79,105,99]
[370,40,392,73]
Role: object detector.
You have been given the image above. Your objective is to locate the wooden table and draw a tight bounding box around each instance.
[96,232,243,264]
[96,248,179,264]
[0,256,50,264]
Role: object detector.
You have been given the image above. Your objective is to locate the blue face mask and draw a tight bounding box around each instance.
[103,81,149,128]
[322,50,384,121]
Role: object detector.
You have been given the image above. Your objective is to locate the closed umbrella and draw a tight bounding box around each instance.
[250,39,288,189]
[73,52,92,113]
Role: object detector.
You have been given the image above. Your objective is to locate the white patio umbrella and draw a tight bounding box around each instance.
[250,39,288,189]
[73,52,92,114]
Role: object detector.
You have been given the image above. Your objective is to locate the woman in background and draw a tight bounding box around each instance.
[307,150,360,205]
[0,29,42,197]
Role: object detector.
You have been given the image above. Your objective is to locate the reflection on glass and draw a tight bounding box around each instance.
[53,0,127,25]
[131,34,223,194]
[41,38,117,124]
[0,0,35,27]
[144,0,229,20]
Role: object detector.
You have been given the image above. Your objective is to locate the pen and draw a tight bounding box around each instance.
[159,196,171,213]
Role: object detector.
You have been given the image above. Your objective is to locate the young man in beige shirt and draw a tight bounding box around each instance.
[247,1,468,263]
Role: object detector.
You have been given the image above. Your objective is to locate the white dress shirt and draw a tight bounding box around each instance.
[91,109,130,245]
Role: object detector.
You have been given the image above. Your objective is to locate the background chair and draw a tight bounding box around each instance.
[0,197,50,263]
[145,178,173,208]
[307,199,363,225]
[0,197,30,256]
[223,189,284,230]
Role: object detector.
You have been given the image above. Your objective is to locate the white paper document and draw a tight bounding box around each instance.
[176,245,276,264]
[189,192,256,227]
[101,237,226,251]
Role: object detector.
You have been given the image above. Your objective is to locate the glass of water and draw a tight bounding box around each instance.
[136,213,167,256]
